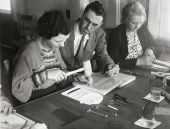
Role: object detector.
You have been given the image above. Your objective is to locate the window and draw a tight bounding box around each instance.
[159,0,170,39]
[148,0,170,40]
[0,0,11,13]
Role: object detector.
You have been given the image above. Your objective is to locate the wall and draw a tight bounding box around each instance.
[89,0,149,28]
[15,0,149,28]
[26,0,69,18]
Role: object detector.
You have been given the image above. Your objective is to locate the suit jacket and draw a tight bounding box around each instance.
[107,24,161,69]
[60,21,114,71]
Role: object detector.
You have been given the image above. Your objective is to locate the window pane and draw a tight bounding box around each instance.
[159,0,170,39]
[0,0,11,11]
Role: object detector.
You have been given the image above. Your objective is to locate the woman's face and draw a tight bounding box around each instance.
[126,15,145,32]
[50,33,70,47]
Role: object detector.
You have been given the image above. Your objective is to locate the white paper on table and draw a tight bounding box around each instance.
[73,73,136,95]
[151,71,170,76]
[143,93,165,103]
[154,60,170,68]
[61,86,103,105]
[0,112,48,129]
[155,107,170,115]
[30,123,48,129]
[152,64,169,72]
[0,113,27,129]
[134,117,161,129]
[78,91,103,105]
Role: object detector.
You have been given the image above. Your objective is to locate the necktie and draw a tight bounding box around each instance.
[74,35,86,68]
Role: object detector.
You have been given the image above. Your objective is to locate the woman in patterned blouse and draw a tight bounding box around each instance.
[12,10,72,103]
[107,1,161,69]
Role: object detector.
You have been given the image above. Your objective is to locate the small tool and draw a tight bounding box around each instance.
[113,94,136,105]
[108,105,118,111]
[124,70,144,77]
[87,109,108,118]
[66,68,84,76]
[67,88,80,95]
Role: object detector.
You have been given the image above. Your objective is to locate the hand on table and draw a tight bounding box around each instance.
[105,64,120,77]
[137,48,156,66]
[76,74,93,86]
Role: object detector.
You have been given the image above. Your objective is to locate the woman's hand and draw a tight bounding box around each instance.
[0,97,14,115]
[47,69,67,82]
[137,48,156,66]
[144,48,156,61]
[75,74,93,86]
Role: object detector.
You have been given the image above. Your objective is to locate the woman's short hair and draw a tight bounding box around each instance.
[38,10,70,39]
[121,1,146,24]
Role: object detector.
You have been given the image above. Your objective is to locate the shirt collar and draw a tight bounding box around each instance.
[74,22,89,40]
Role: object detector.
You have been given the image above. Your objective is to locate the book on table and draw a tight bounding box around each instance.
[72,72,136,95]
[61,72,136,105]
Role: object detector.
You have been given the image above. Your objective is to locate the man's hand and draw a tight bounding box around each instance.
[76,74,93,86]
[106,64,120,77]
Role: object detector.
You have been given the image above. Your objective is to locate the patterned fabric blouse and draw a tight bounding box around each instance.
[126,33,143,59]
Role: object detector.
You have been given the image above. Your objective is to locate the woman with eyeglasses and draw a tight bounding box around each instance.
[107,1,161,69]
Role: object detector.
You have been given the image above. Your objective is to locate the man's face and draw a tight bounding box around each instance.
[79,9,103,35]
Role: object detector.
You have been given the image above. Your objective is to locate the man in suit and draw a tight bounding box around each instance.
[60,1,119,84]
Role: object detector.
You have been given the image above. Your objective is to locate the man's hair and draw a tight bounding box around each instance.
[83,1,105,18]
[121,1,146,24]
[38,10,70,39]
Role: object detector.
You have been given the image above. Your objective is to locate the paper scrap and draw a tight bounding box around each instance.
[61,86,103,105]
[143,93,165,103]
[134,117,161,129]
[155,107,170,115]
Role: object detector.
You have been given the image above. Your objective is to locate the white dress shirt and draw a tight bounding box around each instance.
[74,22,89,55]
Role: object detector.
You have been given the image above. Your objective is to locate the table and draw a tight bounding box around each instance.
[16,68,170,129]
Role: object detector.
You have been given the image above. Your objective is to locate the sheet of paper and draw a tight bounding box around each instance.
[151,71,170,76]
[143,93,165,103]
[73,73,136,95]
[0,113,27,129]
[155,107,170,115]
[61,86,103,105]
[152,64,169,72]
[154,60,170,68]
[134,117,161,129]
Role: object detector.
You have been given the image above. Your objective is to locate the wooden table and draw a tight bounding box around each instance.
[16,68,170,129]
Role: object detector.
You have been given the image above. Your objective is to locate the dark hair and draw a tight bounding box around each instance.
[38,10,70,39]
[121,1,146,24]
[83,1,104,18]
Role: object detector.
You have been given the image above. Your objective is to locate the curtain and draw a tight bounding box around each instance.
[148,0,170,40]
[159,0,170,39]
